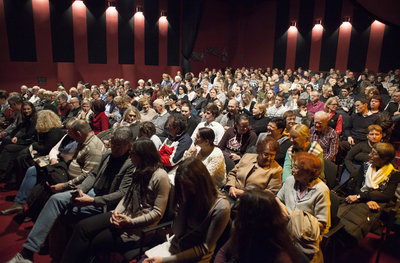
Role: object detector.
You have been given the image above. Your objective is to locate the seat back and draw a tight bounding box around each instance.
[324,160,338,189]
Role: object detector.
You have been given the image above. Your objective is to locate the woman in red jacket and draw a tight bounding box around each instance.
[90,99,109,134]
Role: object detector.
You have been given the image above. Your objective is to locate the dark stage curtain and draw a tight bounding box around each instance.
[181,0,204,74]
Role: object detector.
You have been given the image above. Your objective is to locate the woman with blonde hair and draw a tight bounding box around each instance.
[282,124,325,183]
[250,102,269,135]
[0,110,65,186]
[98,106,141,146]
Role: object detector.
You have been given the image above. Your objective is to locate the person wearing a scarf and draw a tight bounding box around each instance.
[345,143,400,210]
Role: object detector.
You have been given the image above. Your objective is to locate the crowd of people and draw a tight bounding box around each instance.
[1,66,400,262]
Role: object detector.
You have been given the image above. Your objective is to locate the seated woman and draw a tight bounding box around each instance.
[241,91,256,116]
[282,124,324,183]
[14,110,65,183]
[139,97,157,122]
[225,137,282,199]
[98,106,141,146]
[89,99,109,135]
[340,142,400,242]
[184,127,226,187]
[60,138,170,262]
[276,152,330,261]
[138,121,163,150]
[0,101,38,185]
[1,118,78,215]
[144,157,230,263]
[218,114,257,172]
[249,102,269,135]
[324,97,343,135]
[215,189,300,263]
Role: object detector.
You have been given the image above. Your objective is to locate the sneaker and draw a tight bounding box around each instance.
[6,253,33,263]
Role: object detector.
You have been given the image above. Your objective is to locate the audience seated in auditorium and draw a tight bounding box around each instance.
[339,143,400,243]
[60,138,170,263]
[0,101,38,185]
[1,66,400,262]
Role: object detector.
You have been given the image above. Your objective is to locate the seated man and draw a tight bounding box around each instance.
[218,114,257,172]
[191,103,225,145]
[1,119,105,218]
[267,92,287,118]
[341,125,383,183]
[152,99,171,140]
[255,117,291,166]
[158,114,192,183]
[219,99,239,130]
[310,111,339,162]
[6,126,135,263]
[307,90,325,118]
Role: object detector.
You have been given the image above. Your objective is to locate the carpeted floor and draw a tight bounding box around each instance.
[0,189,50,263]
[0,186,399,263]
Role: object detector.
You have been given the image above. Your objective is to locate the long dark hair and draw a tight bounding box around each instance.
[123,138,162,213]
[22,101,37,119]
[174,157,217,219]
[231,190,299,262]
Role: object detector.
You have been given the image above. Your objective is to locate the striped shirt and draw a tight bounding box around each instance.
[65,133,106,189]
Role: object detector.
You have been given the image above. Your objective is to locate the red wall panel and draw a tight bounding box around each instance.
[365,20,385,73]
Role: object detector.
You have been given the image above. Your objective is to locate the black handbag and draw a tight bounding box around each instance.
[25,162,69,220]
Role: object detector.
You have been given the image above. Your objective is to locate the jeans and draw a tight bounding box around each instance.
[24,189,101,253]
[14,166,37,204]
[340,164,362,184]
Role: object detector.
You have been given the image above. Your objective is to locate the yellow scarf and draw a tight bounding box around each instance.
[361,163,395,192]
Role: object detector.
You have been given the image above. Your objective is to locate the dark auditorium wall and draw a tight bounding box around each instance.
[0,0,398,92]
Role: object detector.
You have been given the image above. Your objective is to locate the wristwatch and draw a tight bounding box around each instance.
[356,194,361,200]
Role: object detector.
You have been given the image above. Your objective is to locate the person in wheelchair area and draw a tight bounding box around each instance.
[339,142,400,242]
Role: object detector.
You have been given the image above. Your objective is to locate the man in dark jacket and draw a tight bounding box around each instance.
[6,126,135,263]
